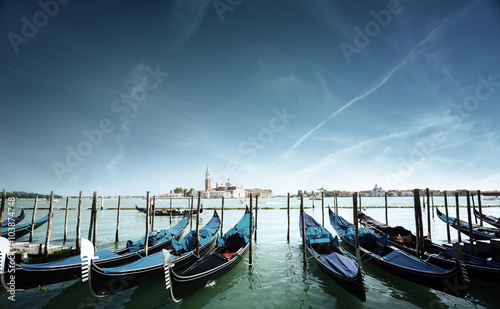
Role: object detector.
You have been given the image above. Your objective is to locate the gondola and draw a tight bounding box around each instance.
[0,213,49,239]
[473,207,500,229]
[162,207,253,302]
[1,209,25,226]
[135,204,203,216]
[1,216,189,290]
[300,211,365,302]
[329,208,468,297]
[86,210,221,297]
[359,211,500,284]
[436,208,500,240]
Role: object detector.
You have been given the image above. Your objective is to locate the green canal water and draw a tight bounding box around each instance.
[1,196,499,308]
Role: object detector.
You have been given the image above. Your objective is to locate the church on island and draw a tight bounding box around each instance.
[197,166,273,199]
[198,166,246,199]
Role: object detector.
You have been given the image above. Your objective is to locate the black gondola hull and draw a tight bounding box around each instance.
[8,219,187,290]
[89,219,220,297]
[170,243,250,300]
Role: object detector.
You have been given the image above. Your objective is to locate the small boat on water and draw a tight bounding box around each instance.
[359,211,500,284]
[329,208,468,297]
[1,209,25,226]
[300,211,365,302]
[86,211,221,297]
[135,205,203,216]
[163,207,253,302]
[436,208,500,240]
[1,216,189,289]
[1,213,48,240]
[473,207,500,229]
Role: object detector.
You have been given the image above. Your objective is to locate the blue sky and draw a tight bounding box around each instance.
[1,0,500,196]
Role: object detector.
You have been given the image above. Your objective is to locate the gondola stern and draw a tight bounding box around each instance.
[0,237,11,289]
[80,238,98,283]
[162,249,182,303]
[450,242,469,298]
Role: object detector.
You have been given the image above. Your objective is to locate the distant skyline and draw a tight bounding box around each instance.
[2,0,500,196]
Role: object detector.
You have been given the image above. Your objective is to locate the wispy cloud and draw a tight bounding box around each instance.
[166,0,212,52]
[275,4,472,164]
[279,131,411,184]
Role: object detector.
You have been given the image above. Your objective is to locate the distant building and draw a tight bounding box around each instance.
[159,193,184,198]
[245,188,273,198]
[370,184,385,197]
[400,190,413,197]
[198,165,246,198]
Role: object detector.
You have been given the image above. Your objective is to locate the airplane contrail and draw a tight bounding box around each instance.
[274,4,469,164]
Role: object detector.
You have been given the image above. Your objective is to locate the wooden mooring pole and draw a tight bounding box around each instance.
[471,192,477,224]
[477,190,483,226]
[249,193,253,269]
[196,193,201,257]
[29,195,38,243]
[321,191,325,227]
[358,194,362,211]
[300,193,306,268]
[466,191,476,255]
[221,196,224,236]
[287,193,290,243]
[43,191,55,261]
[76,191,82,251]
[413,189,424,259]
[169,198,172,225]
[190,195,194,230]
[88,192,96,241]
[455,192,462,242]
[92,192,97,250]
[426,188,431,240]
[63,197,69,244]
[145,191,150,256]
[353,192,361,264]
[385,192,388,226]
[115,195,121,243]
[335,193,338,215]
[151,195,156,231]
[444,191,451,243]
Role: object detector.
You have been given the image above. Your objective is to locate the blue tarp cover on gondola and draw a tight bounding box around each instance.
[383,251,446,272]
[21,250,120,269]
[329,211,388,247]
[102,250,178,273]
[320,252,359,278]
[172,215,220,252]
[103,215,220,273]
[1,215,49,234]
[126,216,189,252]
[217,210,252,248]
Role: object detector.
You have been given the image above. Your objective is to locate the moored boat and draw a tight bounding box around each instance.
[1,216,189,290]
[329,208,468,298]
[163,207,253,302]
[359,211,500,284]
[473,207,500,229]
[1,209,25,226]
[436,208,500,240]
[86,210,221,297]
[135,204,203,216]
[1,213,48,240]
[300,211,365,302]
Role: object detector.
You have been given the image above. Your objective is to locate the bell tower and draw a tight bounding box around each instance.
[205,164,211,191]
